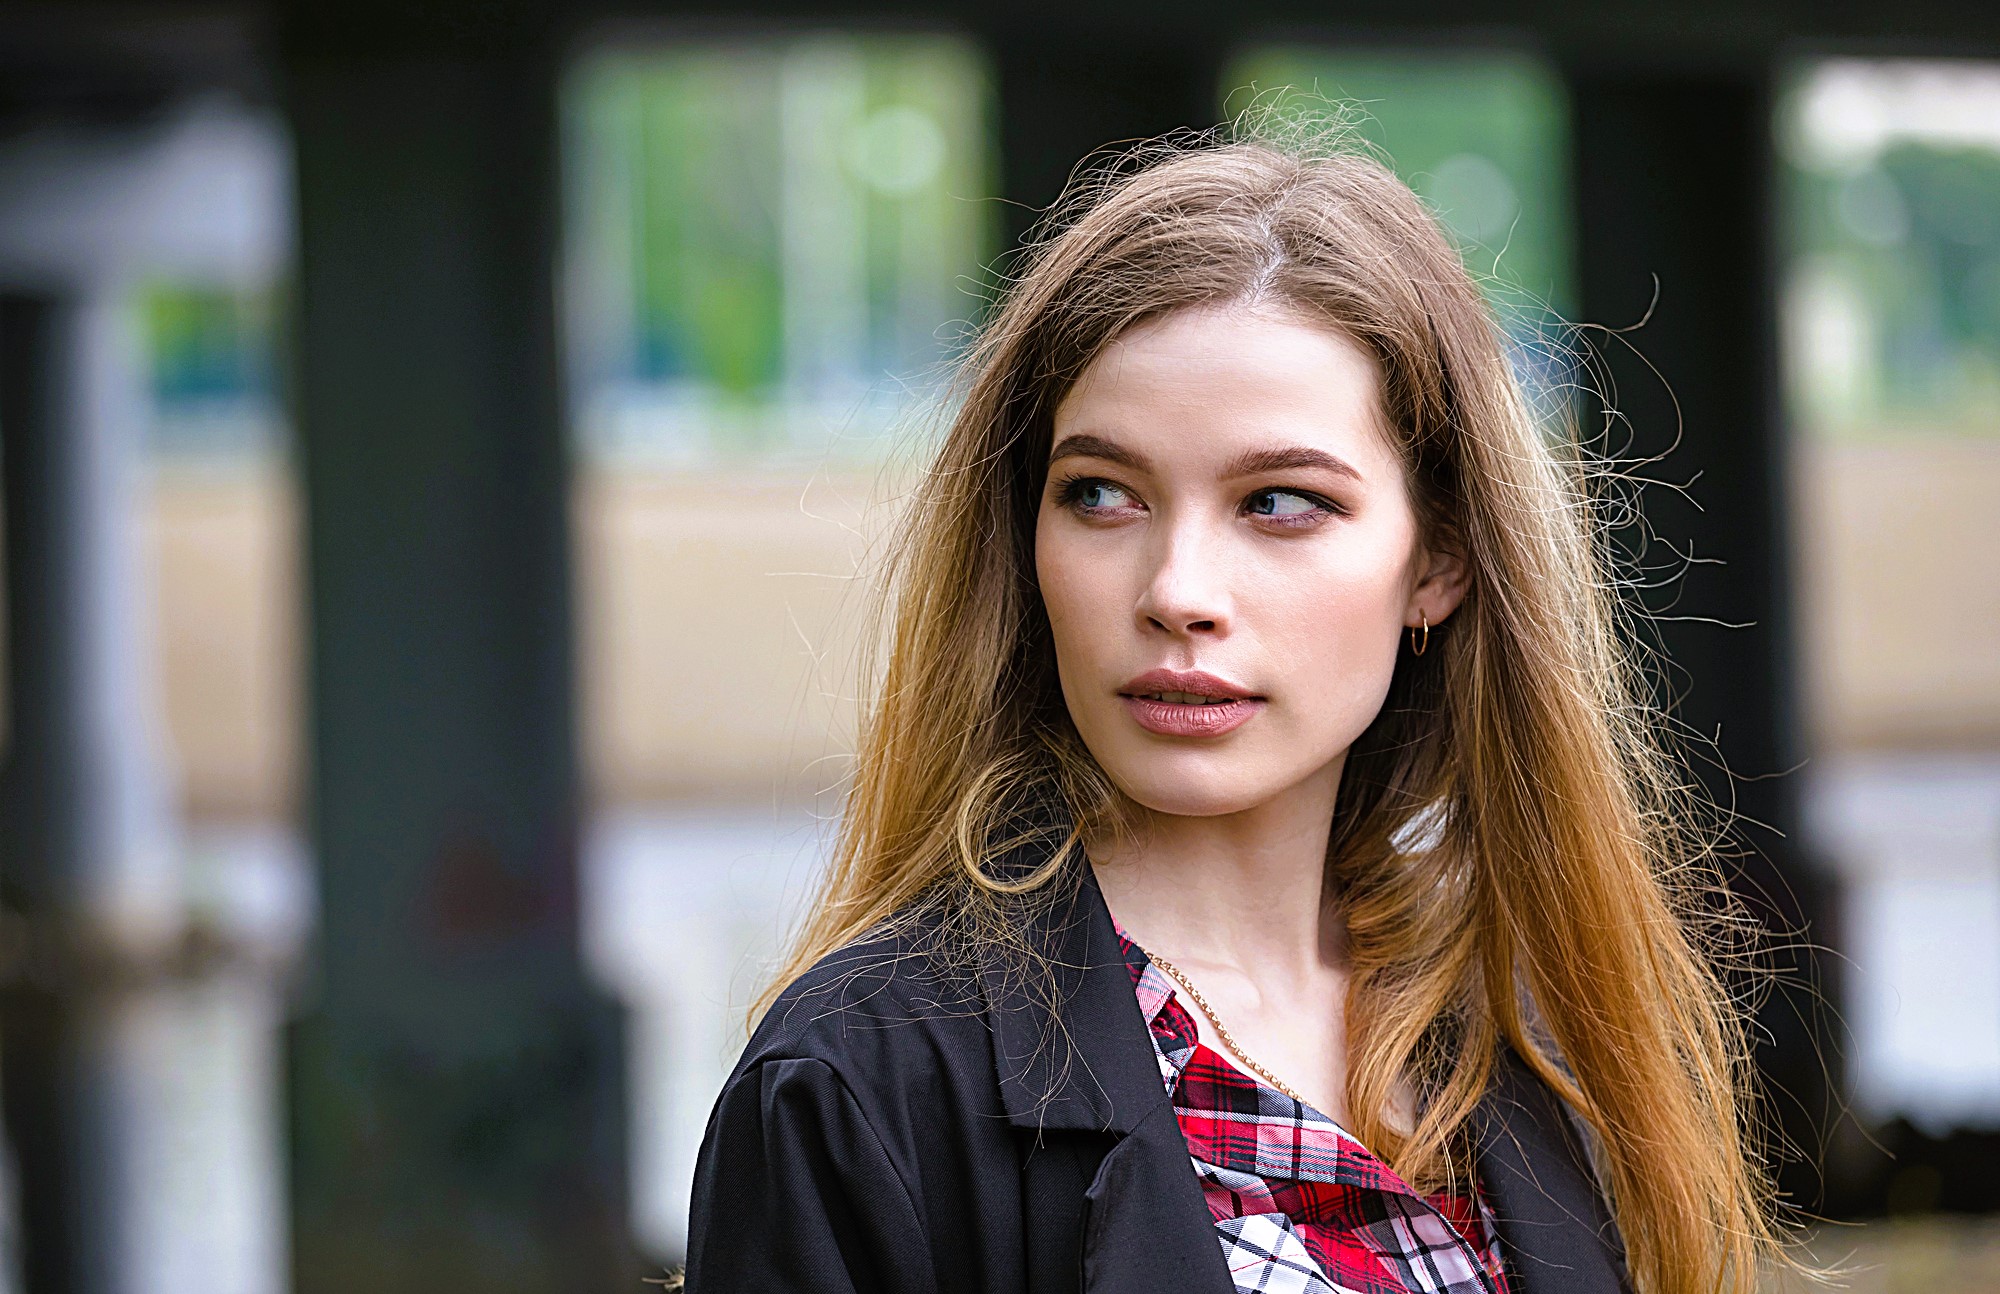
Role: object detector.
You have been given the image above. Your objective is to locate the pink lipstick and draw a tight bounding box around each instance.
[1116,668,1265,738]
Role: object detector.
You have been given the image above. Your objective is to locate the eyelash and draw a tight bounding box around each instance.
[1051,473,1345,528]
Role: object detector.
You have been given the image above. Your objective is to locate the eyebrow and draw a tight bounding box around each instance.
[1229,444,1366,483]
[1047,433,1145,471]
[1047,432,1364,485]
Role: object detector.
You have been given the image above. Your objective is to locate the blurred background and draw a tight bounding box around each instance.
[0,1,1994,1291]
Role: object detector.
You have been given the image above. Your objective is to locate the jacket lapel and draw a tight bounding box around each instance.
[1472,1048,1633,1294]
[979,844,1237,1294]
[983,852,1159,1135]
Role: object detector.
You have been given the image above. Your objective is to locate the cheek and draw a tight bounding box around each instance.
[1035,517,1130,722]
[1033,514,1060,619]
[1257,536,1414,706]
[1033,515,1087,653]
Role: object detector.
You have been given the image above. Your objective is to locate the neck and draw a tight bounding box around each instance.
[1085,758,1348,983]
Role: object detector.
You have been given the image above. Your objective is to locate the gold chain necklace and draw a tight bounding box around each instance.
[1137,944,1311,1108]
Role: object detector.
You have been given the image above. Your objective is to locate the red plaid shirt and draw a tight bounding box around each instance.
[1112,919,1511,1294]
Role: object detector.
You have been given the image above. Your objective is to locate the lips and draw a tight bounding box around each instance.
[1120,672,1256,704]
[1116,668,1264,738]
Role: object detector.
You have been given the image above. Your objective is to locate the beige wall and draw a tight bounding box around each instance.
[1792,438,2000,752]
[145,464,909,817]
[142,442,2000,819]
[570,468,905,806]
[147,465,302,820]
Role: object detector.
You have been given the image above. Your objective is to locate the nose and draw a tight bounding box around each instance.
[1134,521,1232,639]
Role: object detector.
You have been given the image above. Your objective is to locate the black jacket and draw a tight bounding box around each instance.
[684,852,1632,1294]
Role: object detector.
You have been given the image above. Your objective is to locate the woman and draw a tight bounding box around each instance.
[680,129,1793,1294]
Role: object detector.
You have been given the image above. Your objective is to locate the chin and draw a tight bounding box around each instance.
[1098,752,1280,819]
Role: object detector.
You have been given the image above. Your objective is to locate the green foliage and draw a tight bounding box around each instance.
[137,281,285,459]
[141,283,276,405]
[1780,71,2000,441]
[565,35,998,461]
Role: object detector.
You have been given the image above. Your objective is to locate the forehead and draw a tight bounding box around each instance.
[1051,305,1395,471]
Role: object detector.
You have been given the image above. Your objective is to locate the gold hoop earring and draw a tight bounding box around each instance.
[1410,611,1429,656]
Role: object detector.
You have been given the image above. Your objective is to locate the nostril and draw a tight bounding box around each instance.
[1149,616,1219,630]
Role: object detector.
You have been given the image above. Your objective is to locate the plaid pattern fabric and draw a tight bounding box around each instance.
[1112,921,1510,1294]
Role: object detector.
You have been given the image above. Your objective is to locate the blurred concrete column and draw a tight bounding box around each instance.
[1563,61,1841,1209]
[280,24,633,1294]
[990,22,1225,255]
[0,288,181,1294]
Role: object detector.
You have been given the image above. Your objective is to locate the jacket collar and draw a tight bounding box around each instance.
[982,843,1171,1133]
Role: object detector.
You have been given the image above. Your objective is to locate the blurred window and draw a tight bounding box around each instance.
[1781,59,2000,1134]
[1782,60,2000,443]
[564,35,997,469]
[560,31,998,1263]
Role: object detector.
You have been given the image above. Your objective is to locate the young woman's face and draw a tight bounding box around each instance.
[1034,305,1463,819]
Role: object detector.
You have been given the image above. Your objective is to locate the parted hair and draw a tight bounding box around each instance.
[754,122,1796,1294]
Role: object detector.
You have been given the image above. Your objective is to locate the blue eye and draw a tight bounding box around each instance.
[1055,475,1136,513]
[1248,489,1332,521]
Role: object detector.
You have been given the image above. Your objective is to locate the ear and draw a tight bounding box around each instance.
[1409,539,1470,628]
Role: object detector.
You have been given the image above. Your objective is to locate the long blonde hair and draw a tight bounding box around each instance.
[756,127,1794,1294]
